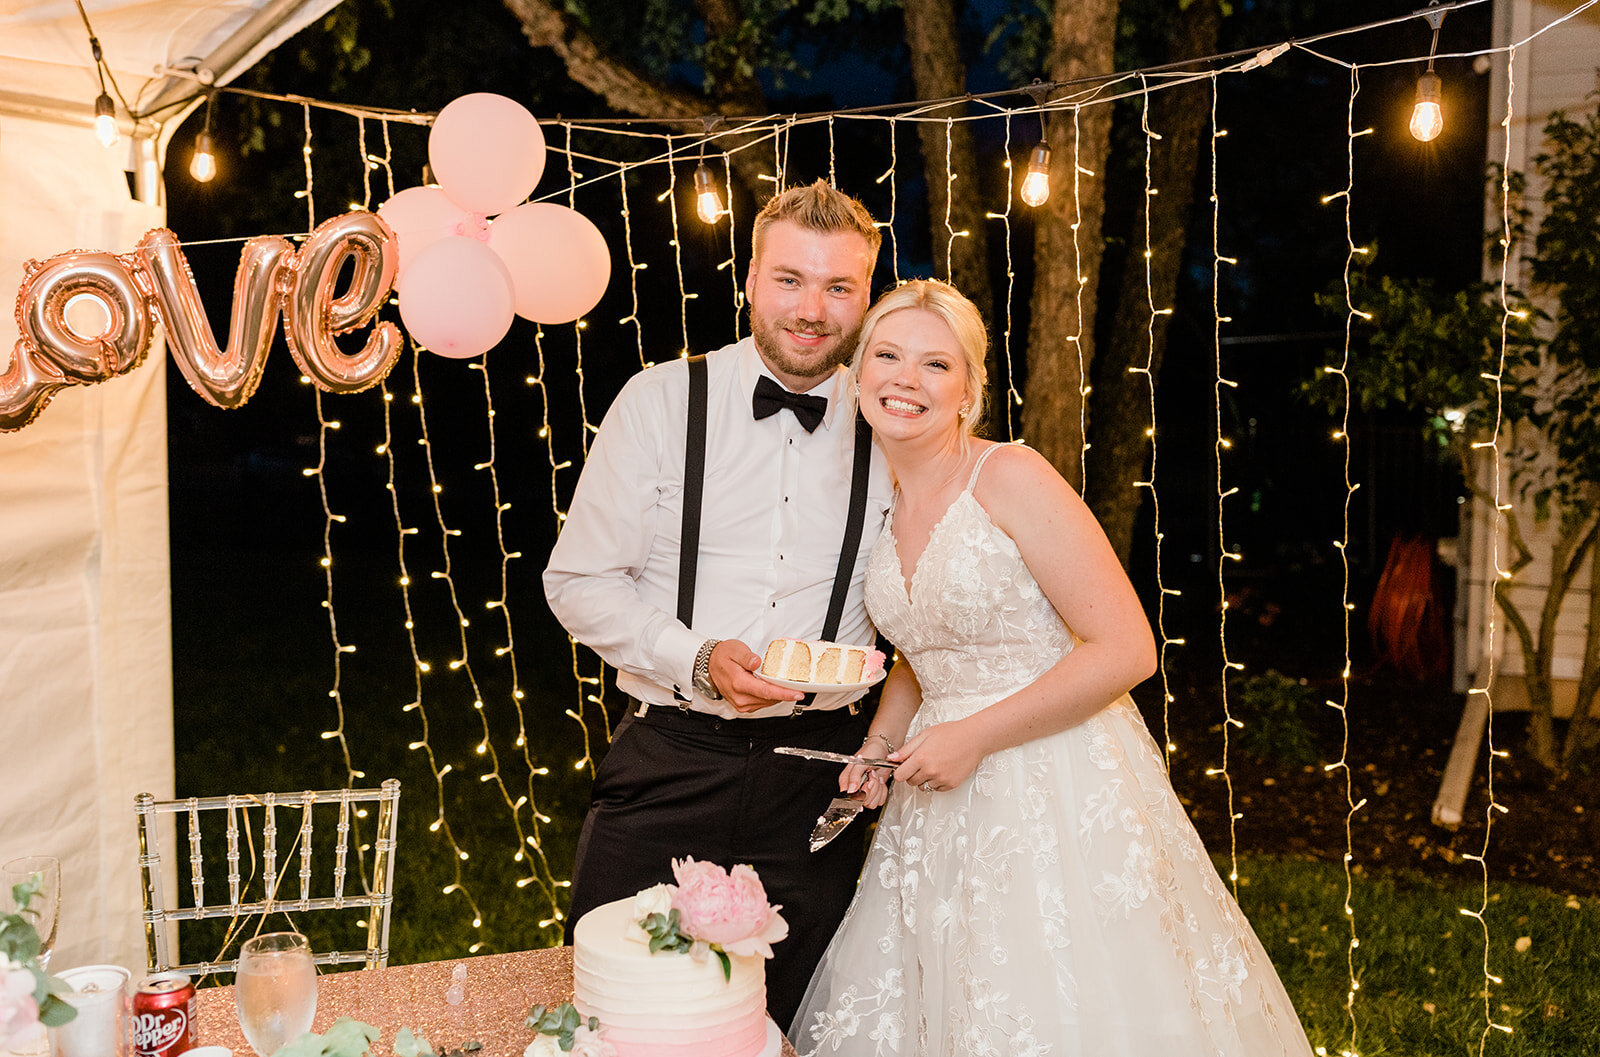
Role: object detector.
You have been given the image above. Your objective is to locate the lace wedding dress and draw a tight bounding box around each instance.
[791,446,1314,1057]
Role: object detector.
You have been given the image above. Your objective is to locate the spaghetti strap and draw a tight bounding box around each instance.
[965,441,1015,491]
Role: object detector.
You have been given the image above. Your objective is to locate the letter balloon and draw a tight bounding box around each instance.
[1,250,154,431]
[282,211,403,394]
[137,228,294,409]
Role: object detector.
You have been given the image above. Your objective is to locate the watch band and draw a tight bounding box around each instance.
[693,638,722,699]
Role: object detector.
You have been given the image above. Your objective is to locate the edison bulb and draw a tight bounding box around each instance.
[93,93,118,149]
[189,131,217,182]
[1019,142,1051,208]
[1410,71,1443,143]
[693,163,723,224]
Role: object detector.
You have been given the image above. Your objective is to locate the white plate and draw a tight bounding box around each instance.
[762,669,886,694]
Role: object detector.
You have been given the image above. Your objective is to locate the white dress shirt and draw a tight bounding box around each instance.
[544,337,894,719]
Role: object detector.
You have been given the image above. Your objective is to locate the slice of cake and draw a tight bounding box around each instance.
[760,638,885,684]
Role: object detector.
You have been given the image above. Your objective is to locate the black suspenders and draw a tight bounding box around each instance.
[675,354,873,705]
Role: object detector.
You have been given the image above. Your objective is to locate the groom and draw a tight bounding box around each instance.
[544,179,892,1025]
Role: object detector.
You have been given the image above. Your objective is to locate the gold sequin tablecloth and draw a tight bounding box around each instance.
[195,947,797,1057]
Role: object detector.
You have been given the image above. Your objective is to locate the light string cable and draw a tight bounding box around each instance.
[561,121,612,780]
[941,116,969,282]
[463,196,566,922]
[1206,72,1245,894]
[658,134,696,359]
[986,109,1019,440]
[1128,74,1183,767]
[874,117,902,287]
[309,113,380,901]
[293,103,372,883]
[366,125,490,930]
[614,141,651,369]
[1319,61,1373,1052]
[383,338,484,938]
[1466,40,1520,1055]
[722,150,742,339]
[1070,104,1090,490]
[564,123,601,455]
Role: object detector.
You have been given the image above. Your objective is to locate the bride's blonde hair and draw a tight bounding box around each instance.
[850,278,988,435]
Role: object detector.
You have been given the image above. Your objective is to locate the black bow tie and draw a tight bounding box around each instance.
[752,375,828,433]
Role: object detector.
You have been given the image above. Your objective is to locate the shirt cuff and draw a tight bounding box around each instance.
[656,623,704,701]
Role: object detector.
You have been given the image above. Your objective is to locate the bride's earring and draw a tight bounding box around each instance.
[958,404,970,421]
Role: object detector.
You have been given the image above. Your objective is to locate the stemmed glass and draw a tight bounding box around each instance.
[2,855,61,969]
[234,932,318,1056]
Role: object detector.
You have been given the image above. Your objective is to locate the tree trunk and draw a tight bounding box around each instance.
[900,0,996,403]
[1084,0,1222,562]
[1023,0,1122,488]
[502,0,774,199]
[1563,528,1600,771]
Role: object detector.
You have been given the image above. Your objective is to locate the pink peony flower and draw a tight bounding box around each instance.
[669,859,789,959]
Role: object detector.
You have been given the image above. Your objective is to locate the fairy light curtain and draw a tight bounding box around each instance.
[88,0,1593,1049]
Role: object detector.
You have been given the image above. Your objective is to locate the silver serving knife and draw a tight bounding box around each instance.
[772,747,896,851]
[809,796,865,852]
[772,746,898,770]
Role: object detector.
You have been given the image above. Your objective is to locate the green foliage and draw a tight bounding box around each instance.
[524,1003,599,1052]
[1228,669,1319,767]
[270,1015,381,1057]
[1310,88,1600,522]
[0,878,75,1029]
[638,908,732,980]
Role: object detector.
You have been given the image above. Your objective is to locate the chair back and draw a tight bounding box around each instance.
[134,780,399,976]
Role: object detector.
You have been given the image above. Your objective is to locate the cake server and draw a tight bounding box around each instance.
[809,797,865,852]
[772,746,898,770]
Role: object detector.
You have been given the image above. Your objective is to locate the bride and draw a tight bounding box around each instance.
[789,279,1314,1056]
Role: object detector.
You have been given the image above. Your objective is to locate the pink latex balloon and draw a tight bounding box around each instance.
[398,236,516,358]
[487,202,612,324]
[376,186,472,279]
[428,94,546,216]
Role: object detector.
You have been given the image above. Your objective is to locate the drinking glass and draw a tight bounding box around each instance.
[2,855,60,969]
[234,932,318,1056]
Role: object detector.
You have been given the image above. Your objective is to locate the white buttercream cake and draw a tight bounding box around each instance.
[571,896,772,1057]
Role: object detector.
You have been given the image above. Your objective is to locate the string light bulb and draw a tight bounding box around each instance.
[1019,141,1052,208]
[1410,71,1443,142]
[1019,81,1053,208]
[693,162,723,224]
[93,92,118,148]
[1409,4,1447,143]
[190,92,217,182]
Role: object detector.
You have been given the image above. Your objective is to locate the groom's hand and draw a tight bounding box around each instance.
[708,639,806,713]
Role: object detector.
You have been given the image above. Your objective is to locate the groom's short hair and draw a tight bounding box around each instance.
[750,179,881,264]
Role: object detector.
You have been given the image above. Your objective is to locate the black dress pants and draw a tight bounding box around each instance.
[565,702,872,1029]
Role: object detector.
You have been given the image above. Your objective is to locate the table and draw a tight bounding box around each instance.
[196,948,797,1057]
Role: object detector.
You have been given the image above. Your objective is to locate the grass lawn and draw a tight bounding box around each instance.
[1235,856,1600,1056]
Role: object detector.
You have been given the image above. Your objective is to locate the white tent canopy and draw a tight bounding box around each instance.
[1,0,340,975]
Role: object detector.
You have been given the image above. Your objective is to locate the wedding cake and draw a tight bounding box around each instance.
[760,638,885,684]
[569,860,787,1057]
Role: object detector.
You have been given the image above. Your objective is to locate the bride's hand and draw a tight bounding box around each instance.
[840,737,892,809]
[890,721,983,793]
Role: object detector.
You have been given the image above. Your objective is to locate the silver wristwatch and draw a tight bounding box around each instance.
[692,638,722,699]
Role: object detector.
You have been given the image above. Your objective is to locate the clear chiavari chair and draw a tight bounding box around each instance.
[134,780,400,976]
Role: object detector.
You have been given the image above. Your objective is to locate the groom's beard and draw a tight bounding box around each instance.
[750,310,861,384]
